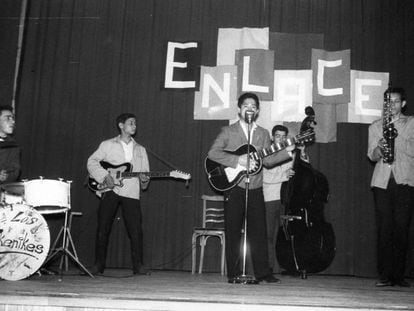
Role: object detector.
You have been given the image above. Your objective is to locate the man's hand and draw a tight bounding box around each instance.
[285,144,295,152]
[297,145,309,161]
[374,138,387,158]
[238,154,258,171]
[371,138,391,161]
[139,173,150,190]
[139,173,150,183]
[378,138,389,153]
[104,174,115,189]
[286,168,295,179]
[0,170,8,182]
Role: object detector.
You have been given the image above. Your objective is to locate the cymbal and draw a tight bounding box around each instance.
[1,182,25,195]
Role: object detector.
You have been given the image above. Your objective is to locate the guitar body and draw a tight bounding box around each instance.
[104,162,132,186]
[205,144,263,192]
[87,162,132,193]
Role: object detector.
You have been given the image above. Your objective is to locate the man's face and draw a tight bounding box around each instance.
[238,98,259,121]
[119,117,136,136]
[273,130,287,144]
[0,110,15,137]
[389,92,406,116]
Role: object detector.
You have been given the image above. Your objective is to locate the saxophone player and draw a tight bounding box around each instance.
[367,87,414,287]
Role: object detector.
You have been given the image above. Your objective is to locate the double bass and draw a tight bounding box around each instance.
[276,107,336,279]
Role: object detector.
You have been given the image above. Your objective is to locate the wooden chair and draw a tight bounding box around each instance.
[192,194,226,275]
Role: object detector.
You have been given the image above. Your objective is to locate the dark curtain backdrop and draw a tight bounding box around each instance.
[1,0,414,277]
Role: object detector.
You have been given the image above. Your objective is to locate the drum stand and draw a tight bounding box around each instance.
[43,209,94,278]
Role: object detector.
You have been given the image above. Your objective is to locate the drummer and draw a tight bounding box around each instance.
[0,105,20,184]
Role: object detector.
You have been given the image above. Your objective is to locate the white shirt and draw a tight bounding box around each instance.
[121,140,134,162]
[262,150,309,202]
[263,160,293,201]
[239,121,257,143]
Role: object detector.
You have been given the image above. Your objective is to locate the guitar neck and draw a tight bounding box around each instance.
[122,171,171,178]
[252,137,297,161]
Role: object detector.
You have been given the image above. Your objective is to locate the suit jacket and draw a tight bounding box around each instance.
[208,121,291,189]
[368,115,414,189]
[0,137,21,184]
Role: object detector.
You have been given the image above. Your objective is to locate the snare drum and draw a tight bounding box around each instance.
[24,179,71,214]
[0,204,50,280]
[0,182,25,205]
[1,192,24,204]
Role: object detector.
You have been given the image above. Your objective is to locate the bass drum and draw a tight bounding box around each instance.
[0,203,50,280]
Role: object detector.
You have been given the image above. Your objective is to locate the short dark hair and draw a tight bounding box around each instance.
[116,113,136,132]
[0,105,14,116]
[386,87,406,102]
[237,92,260,109]
[271,125,288,137]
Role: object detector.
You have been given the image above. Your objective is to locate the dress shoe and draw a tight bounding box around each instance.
[394,279,410,287]
[133,265,151,275]
[375,278,393,287]
[257,274,281,283]
[227,276,259,284]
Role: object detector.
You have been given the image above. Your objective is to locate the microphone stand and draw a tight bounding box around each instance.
[232,115,259,285]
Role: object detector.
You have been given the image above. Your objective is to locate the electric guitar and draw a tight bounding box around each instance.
[205,129,314,191]
[88,161,191,192]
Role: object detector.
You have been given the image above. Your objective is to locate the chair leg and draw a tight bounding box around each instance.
[198,236,207,274]
[191,234,197,274]
[221,235,226,276]
[192,233,226,275]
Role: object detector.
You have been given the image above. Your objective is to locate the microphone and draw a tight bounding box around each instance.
[245,110,255,124]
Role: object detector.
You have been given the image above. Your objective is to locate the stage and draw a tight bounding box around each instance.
[0,270,413,311]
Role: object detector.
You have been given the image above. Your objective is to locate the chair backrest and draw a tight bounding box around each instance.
[201,194,225,228]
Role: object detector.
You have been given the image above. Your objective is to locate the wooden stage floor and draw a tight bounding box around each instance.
[0,270,413,311]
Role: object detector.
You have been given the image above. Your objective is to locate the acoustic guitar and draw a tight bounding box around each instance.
[205,129,314,191]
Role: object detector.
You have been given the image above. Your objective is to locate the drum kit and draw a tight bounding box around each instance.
[0,177,92,280]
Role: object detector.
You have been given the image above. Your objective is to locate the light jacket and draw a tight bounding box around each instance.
[87,136,149,199]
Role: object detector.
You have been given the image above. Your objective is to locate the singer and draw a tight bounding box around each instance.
[367,87,414,287]
[208,92,294,283]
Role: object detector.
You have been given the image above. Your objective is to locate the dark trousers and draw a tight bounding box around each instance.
[265,200,283,273]
[373,179,414,281]
[95,191,143,272]
[224,186,271,279]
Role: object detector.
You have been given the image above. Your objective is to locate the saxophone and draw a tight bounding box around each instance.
[382,87,398,164]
